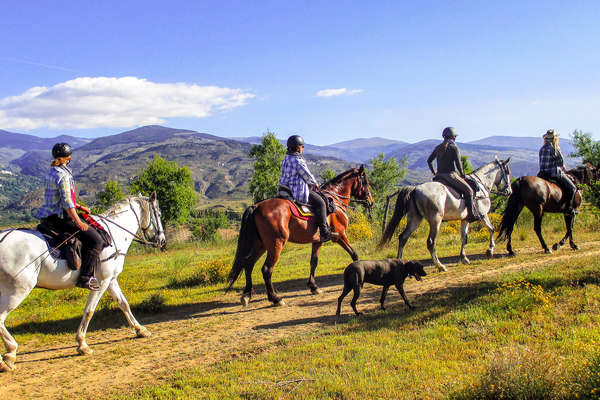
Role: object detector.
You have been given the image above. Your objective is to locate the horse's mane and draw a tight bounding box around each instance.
[102,195,147,217]
[320,168,358,189]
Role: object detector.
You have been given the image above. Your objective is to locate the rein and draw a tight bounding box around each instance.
[321,170,373,212]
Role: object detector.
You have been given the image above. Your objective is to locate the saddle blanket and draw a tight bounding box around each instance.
[287,200,314,221]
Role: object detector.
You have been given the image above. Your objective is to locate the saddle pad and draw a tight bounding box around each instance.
[287,200,313,221]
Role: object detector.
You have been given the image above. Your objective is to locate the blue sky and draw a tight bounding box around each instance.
[1,1,599,144]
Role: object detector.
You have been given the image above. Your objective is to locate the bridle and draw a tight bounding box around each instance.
[95,196,164,261]
[321,170,374,210]
[471,160,510,196]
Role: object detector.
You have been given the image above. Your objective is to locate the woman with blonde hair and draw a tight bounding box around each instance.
[538,130,577,215]
[35,143,103,290]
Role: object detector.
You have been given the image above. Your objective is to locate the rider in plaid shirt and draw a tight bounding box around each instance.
[36,143,103,290]
[279,135,338,242]
[538,130,577,215]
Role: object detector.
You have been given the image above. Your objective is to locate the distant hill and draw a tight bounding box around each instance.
[468,136,576,155]
[0,129,91,167]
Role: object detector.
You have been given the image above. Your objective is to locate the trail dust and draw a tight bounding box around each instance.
[1,241,599,399]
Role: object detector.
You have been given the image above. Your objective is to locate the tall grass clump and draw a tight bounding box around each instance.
[166,258,231,289]
[449,346,564,400]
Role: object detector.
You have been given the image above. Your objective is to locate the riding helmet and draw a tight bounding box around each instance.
[286,135,305,150]
[442,127,458,139]
[52,143,73,159]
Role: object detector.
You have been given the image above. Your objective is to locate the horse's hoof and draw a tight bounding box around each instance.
[544,249,553,254]
[571,243,579,250]
[136,326,151,338]
[460,257,470,265]
[274,299,286,307]
[486,249,493,259]
[552,243,559,251]
[310,287,323,295]
[241,295,250,308]
[0,361,13,372]
[437,265,448,272]
[1,355,16,371]
[77,345,94,356]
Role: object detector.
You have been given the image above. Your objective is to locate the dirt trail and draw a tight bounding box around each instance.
[2,242,599,399]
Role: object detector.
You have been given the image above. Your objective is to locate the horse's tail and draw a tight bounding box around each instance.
[227,205,258,291]
[497,178,524,242]
[378,186,416,248]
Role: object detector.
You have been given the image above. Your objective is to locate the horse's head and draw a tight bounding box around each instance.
[569,163,597,185]
[321,165,374,208]
[137,191,167,250]
[493,157,512,196]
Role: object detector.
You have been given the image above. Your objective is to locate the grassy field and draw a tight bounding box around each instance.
[4,209,600,399]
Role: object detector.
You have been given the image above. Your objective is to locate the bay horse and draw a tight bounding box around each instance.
[496,164,596,256]
[379,158,512,271]
[227,166,374,307]
[0,193,166,372]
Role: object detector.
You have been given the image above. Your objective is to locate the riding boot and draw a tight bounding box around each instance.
[77,248,101,291]
[464,195,482,223]
[319,224,339,243]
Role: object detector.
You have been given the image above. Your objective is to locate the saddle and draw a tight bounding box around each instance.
[36,221,82,270]
[276,185,336,220]
[36,214,111,271]
[432,175,481,198]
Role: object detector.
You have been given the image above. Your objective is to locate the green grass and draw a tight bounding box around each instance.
[4,208,600,397]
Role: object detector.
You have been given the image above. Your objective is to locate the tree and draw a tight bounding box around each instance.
[130,155,196,224]
[571,130,600,167]
[368,153,407,219]
[319,168,336,184]
[93,180,125,213]
[248,131,286,203]
[461,155,474,174]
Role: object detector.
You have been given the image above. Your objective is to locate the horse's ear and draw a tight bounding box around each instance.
[359,164,365,173]
[504,157,511,164]
[150,191,157,201]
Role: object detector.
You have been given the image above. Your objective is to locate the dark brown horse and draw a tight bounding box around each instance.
[227,166,374,306]
[497,164,596,255]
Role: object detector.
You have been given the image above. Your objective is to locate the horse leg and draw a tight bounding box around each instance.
[307,242,323,295]
[532,209,551,254]
[397,213,422,259]
[76,282,110,355]
[459,220,470,264]
[553,214,571,251]
[0,286,31,371]
[426,216,446,272]
[261,240,285,306]
[568,214,579,250]
[482,214,496,259]
[241,244,266,307]
[336,233,359,261]
[107,279,149,338]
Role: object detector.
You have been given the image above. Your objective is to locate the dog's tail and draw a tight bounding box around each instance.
[379,186,417,248]
[496,178,524,242]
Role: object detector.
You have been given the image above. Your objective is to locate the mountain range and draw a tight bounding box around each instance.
[0,125,581,222]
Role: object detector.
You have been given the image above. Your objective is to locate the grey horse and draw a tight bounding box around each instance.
[379,158,511,271]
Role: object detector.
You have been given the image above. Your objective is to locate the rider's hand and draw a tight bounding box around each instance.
[77,221,89,232]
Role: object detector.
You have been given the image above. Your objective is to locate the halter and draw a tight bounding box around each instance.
[491,159,511,196]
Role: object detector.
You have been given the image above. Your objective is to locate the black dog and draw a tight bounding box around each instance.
[336,259,426,316]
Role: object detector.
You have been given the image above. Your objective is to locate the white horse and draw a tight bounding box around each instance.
[380,158,512,271]
[0,193,166,372]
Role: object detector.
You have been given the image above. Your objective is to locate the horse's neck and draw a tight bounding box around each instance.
[470,163,497,191]
[101,202,141,249]
[324,181,352,204]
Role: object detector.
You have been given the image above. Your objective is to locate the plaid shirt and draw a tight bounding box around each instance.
[35,165,76,218]
[279,154,317,203]
[539,142,565,177]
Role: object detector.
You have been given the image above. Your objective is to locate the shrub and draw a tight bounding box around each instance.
[346,210,374,242]
[189,212,228,242]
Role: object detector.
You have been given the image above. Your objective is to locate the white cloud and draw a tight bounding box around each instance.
[0,77,255,130]
[315,88,363,97]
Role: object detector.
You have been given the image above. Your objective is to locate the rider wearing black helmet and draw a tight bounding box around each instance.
[427,127,482,222]
[36,143,103,290]
[279,135,339,242]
